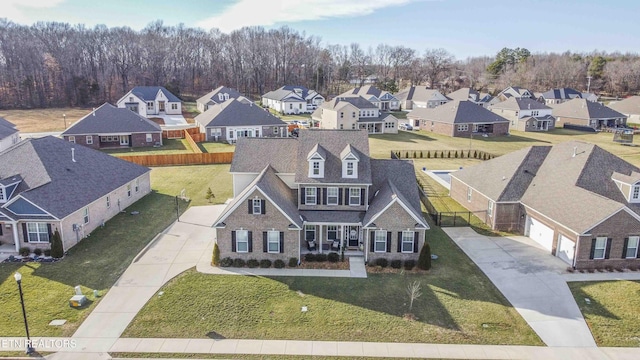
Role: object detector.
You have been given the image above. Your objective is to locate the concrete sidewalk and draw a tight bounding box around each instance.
[564,271,640,282]
[444,227,597,348]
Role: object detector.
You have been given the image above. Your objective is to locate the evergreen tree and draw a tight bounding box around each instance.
[50,229,64,259]
[212,243,220,266]
[205,187,215,203]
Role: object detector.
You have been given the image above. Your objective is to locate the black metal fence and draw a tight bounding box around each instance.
[418,187,487,227]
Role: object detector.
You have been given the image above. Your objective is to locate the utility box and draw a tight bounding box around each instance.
[69,295,88,308]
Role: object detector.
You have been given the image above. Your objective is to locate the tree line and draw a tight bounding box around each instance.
[0,19,639,109]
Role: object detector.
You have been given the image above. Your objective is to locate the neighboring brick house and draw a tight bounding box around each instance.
[213,130,428,265]
[339,85,400,111]
[407,100,510,137]
[311,96,398,134]
[261,85,324,115]
[196,86,243,113]
[116,86,182,118]
[0,136,151,253]
[489,98,556,132]
[495,86,534,102]
[394,86,449,112]
[446,88,494,108]
[450,141,640,270]
[553,98,627,130]
[608,96,640,124]
[195,97,288,143]
[61,103,162,149]
[0,117,20,152]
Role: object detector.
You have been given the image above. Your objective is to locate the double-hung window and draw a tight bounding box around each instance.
[86,136,93,145]
[346,162,354,176]
[488,201,494,217]
[327,187,338,205]
[312,162,320,176]
[147,102,154,110]
[374,230,386,252]
[127,184,132,198]
[267,231,280,253]
[135,179,139,193]
[305,225,316,241]
[305,187,317,205]
[327,226,338,241]
[83,208,90,224]
[236,230,249,252]
[626,236,639,258]
[106,195,110,208]
[253,199,261,214]
[402,231,415,253]
[27,223,49,243]
[593,237,607,259]
[171,103,178,110]
[349,188,360,206]
[146,134,153,142]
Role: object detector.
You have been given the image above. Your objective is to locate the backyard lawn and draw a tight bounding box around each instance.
[0,107,92,133]
[122,214,541,345]
[568,280,640,347]
[198,142,236,153]
[104,139,194,156]
[150,164,233,206]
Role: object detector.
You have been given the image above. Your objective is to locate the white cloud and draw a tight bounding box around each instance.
[3,0,66,23]
[196,0,421,32]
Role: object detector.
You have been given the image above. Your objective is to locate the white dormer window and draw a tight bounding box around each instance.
[346,162,354,176]
[341,150,359,178]
[312,162,320,175]
[0,187,5,203]
[308,153,325,178]
[224,93,229,100]
[218,93,224,101]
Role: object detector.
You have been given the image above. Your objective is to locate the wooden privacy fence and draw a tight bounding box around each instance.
[118,152,234,166]
[184,130,202,153]
[391,149,497,160]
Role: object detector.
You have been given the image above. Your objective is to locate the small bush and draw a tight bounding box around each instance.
[367,261,377,267]
[288,257,299,267]
[426,151,430,159]
[304,253,316,262]
[274,259,285,268]
[390,259,402,269]
[605,265,614,272]
[327,252,339,263]
[247,259,259,268]
[315,253,328,262]
[375,258,388,268]
[44,249,52,257]
[628,265,638,271]
[232,258,246,268]
[33,248,43,256]
[220,257,233,267]
[212,243,220,266]
[587,268,595,273]
[260,259,272,268]
[50,229,63,258]
[404,259,416,270]
[19,247,31,257]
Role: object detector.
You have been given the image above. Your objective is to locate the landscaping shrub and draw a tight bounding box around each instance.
[247,259,259,268]
[628,265,638,271]
[220,257,233,267]
[288,257,299,267]
[390,259,402,269]
[434,151,438,158]
[426,151,430,159]
[605,265,614,272]
[375,258,388,268]
[19,247,31,257]
[260,259,272,268]
[327,252,339,263]
[447,150,451,158]
[33,248,43,256]
[232,258,246,268]
[454,150,459,158]
[315,253,328,262]
[274,259,285,268]
[404,259,416,270]
[418,242,431,270]
[50,229,64,258]
[419,151,423,158]
[44,249,52,257]
[304,253,316,262]
[212,243,220,266]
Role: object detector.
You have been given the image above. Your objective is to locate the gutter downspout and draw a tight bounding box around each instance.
[12,221,19,252]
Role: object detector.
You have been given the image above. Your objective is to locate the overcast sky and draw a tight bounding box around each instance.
[4,0,639,59]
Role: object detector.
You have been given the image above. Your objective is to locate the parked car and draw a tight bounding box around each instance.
[399,123,413,131]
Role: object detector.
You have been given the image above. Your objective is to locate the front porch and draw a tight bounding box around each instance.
[358,122,384,134]
[301,223,365,257]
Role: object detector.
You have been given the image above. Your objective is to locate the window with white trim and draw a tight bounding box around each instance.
[374,230,386,252]
[632,185,640,202]
[83,208,90,224]
[253,199,261,214]
[267,230,280,253]
[127,184,132,198]
[626,236,639,258]
[594,237,607,259]
[236,230,249,253]
[305,187,317,205]
[467,187,472,202]
[349,188,360,206]
[86,136,93,144]
[171,103,178,110]
[346,162,354,176]
[69,136,75,144]
[210,128,221,136]
[402,231,415,253]
[312,162,320,175]
[0,188,4,202]
[305,225,316,241]
[327,187,338,205]
[327,226,338,241]
[218,93,224,101]
[106,195,110,208]
[146,134,153,142]
[147,101,154,110]
[457,124,469,131]
[488,201,494,217]
[135,179,139,193]
[531,110,539,116]
[27,223,49,243]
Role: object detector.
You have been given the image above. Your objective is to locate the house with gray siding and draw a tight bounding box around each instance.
[0,117,20,152]
[339,85,400,111]
[489,98,556,132]
[213,130,428,265]
[311,96,398,134]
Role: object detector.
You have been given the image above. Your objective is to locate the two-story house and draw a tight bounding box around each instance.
[489,98,556,132]
[116,86,182,118]
[496,86,535,102]
[0,117,20,152]
[311,96,398,134]
[213,130,428,265]
[446,88,494,108]
[539,88,597,105]
[196,86,243,112]
[394,86,449,112]
[261,86,325,115]
[339,85,400,111]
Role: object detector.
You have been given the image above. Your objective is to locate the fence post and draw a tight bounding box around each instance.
[468,212,471,225]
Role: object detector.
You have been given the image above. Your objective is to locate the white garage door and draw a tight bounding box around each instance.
[526,216,554,251]
[557,235,575,265]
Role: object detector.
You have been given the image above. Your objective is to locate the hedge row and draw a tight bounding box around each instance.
[391,149,496,160]
[219,257,297,268]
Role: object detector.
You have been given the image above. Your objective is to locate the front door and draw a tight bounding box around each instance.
[159,101,165,112]
[119,135,129,146]
[345,226,360,247]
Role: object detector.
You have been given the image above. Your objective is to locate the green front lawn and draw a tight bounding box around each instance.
[568,280,640,347]
[104,139,194,156]
[122,214,541,345]
[150,164,232,206]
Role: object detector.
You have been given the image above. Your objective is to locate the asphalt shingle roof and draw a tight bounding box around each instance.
[490,98,551,111]
[408,100,509,124]
[61,103,161,136]
[196,86,242,106]
[324,96,378,110]
[0,117,18,139]
[395,86,446,102]
[130,86,181,102]
[195,98,286,127]
[230,137,298,174]
[552,98,626,120]
[541,88,583,100]
[447,88,481,102]
[608,96,640,115]
[262,85,319,101]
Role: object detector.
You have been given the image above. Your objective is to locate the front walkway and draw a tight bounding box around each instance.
[444,227,596,347]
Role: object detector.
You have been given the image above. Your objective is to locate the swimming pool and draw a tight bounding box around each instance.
[422,169,455,190]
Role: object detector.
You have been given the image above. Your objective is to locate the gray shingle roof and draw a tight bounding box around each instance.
[61,103,161,136]
[395,86,445,102]
[324,96,378,110]
[230,137,298,174]
[0,136,149,219]
[552,98,626,120]
[195,98,286,127]
[130,86,181,102]
[490,98,551,111]
[295,130,371,184]
[541,88,583,100]
[196,86,242,106]
[408,100,509,124]
[0,117,18,140]
[341,85,391,99]
[447,88,481,102]
[262,85,319,101]
[608,96,640,115]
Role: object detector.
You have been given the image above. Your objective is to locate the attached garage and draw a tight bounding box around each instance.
[526,216,554,251]
[557,234,575,265]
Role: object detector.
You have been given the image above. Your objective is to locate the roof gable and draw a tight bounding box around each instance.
[195,98,286,127]
[408,100,510,124]
[196,86,242,105]
[130,86,181,102]
[62,103,161,135]
[552,98,626,120]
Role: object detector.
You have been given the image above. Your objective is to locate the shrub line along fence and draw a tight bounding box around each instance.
[391,149,497,160]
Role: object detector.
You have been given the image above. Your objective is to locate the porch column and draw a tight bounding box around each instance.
[318,225,323,254]
[340,225,344,249]
[12,221,19,252]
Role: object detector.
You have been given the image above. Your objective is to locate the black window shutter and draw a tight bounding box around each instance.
[386,232,391,253]
[231,231,237,252]
[0,224,2,236]
[370,231,375,251]
[300,187,305,204]
[22,223,28,243]
[338,189,343,205]
[261,200,266,215]
[414,232,419,253]
[263,232,268,253]
[397,232,402,252]
[345,189,349,204]
[279,232,284,253]
[248,199,253,214]
[360,189,365,206]
[605,238,612,259]
[622,237,629,258]
[248,231,253,252]
[322,188,327,205]
[47,224,52,242]
[589,238,596,259]
[316,187,321,204]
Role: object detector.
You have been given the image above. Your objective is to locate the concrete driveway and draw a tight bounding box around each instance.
[444,227,596,348]
[155,114,187,126]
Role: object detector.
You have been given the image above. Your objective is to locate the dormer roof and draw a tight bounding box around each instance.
[307,144,327,161]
